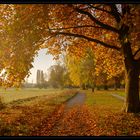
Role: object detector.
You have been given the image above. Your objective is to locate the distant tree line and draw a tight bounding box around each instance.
[35,56,125,91]
[36,70,48,88]
[35,63,73,89]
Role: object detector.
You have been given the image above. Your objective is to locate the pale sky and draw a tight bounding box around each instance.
[27,48,56,83]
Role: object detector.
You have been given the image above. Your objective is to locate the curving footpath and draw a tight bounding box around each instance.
[34,92,89,136]
[111,93,125,101]
[65,92,86,108]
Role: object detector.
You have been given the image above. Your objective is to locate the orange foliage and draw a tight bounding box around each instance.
[0,4,140,88]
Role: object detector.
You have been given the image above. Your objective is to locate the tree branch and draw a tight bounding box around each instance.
[88,4,112,15]
[55,32,121,51]
[133,48,140,57]
[74,8,120,34]
[43,34,57,43]
[88,4,121,23]
[110,4,121,23]
[49,25,104,31]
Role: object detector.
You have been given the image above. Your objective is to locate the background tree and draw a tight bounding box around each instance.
[48,63,66,88]
[40,70,45,85]
[65,47,95,91]
[95,72,108,90]
[36,69,46,88]
[36,70,41,85]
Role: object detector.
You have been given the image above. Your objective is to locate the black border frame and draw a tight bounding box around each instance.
[0,0,140,139]
[0,0,139,4]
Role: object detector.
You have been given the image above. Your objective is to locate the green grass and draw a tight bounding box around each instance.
[77,89,126,108]
[0,89,77,136]
[84,90,124,111]
[0,88,72,103]
[83,90,140,136]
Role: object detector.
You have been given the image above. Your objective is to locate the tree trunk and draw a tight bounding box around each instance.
[82,84,86,90]
[91,86,94,92]
[122,42,140,113]
[119,5,140,112]
[124,67,140,113]
[103,75,108,90]
[97,86,100,90]
[114,77,121,90]
[121,35,140,113]
[114,77,117,90]
[114,84,117,91]
[104,85,108,90]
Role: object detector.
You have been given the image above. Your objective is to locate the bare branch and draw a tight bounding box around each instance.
[110,4,121,23]
[43,34,57,43]
[133,48,140,57]
[49,25,104,31]
[88,4,112,15]
[55,32,121,51]
[74,8,120,34]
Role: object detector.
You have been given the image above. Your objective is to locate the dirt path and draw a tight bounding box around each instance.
[32,92,99,136]
[48,92,87,135]
[31,92,127,136]
[111,93,125,101]
[65,92,86,109]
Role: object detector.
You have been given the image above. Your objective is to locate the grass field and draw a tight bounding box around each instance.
[0,88,77,136]
[0,88,125,103]
[84,90,140,136]
[95,89,125,97]
[1,88,140,136]
[0,88,71,103]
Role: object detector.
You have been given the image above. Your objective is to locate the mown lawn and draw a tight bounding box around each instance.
[84,90,140,136]
[0,88,77,136]
[0,88,67,103]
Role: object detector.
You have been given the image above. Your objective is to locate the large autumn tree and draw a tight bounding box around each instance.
[44,4,140,113]
[0,5,46,87]
[0,4,140,113]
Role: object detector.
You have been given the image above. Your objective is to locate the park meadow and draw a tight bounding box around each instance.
[0,88,140,136]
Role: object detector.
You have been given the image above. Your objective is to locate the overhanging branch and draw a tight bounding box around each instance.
[133,48,140,57]
[75,8,120,34]
[110,4,121,23]
[55,32,121,51]
[49,25,104,31]
[88,4,112,15]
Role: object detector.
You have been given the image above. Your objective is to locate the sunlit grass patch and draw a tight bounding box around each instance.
[0,88,74,103]
[85,90,123,108]
[0,89,77,136]
[84,90,140,136]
